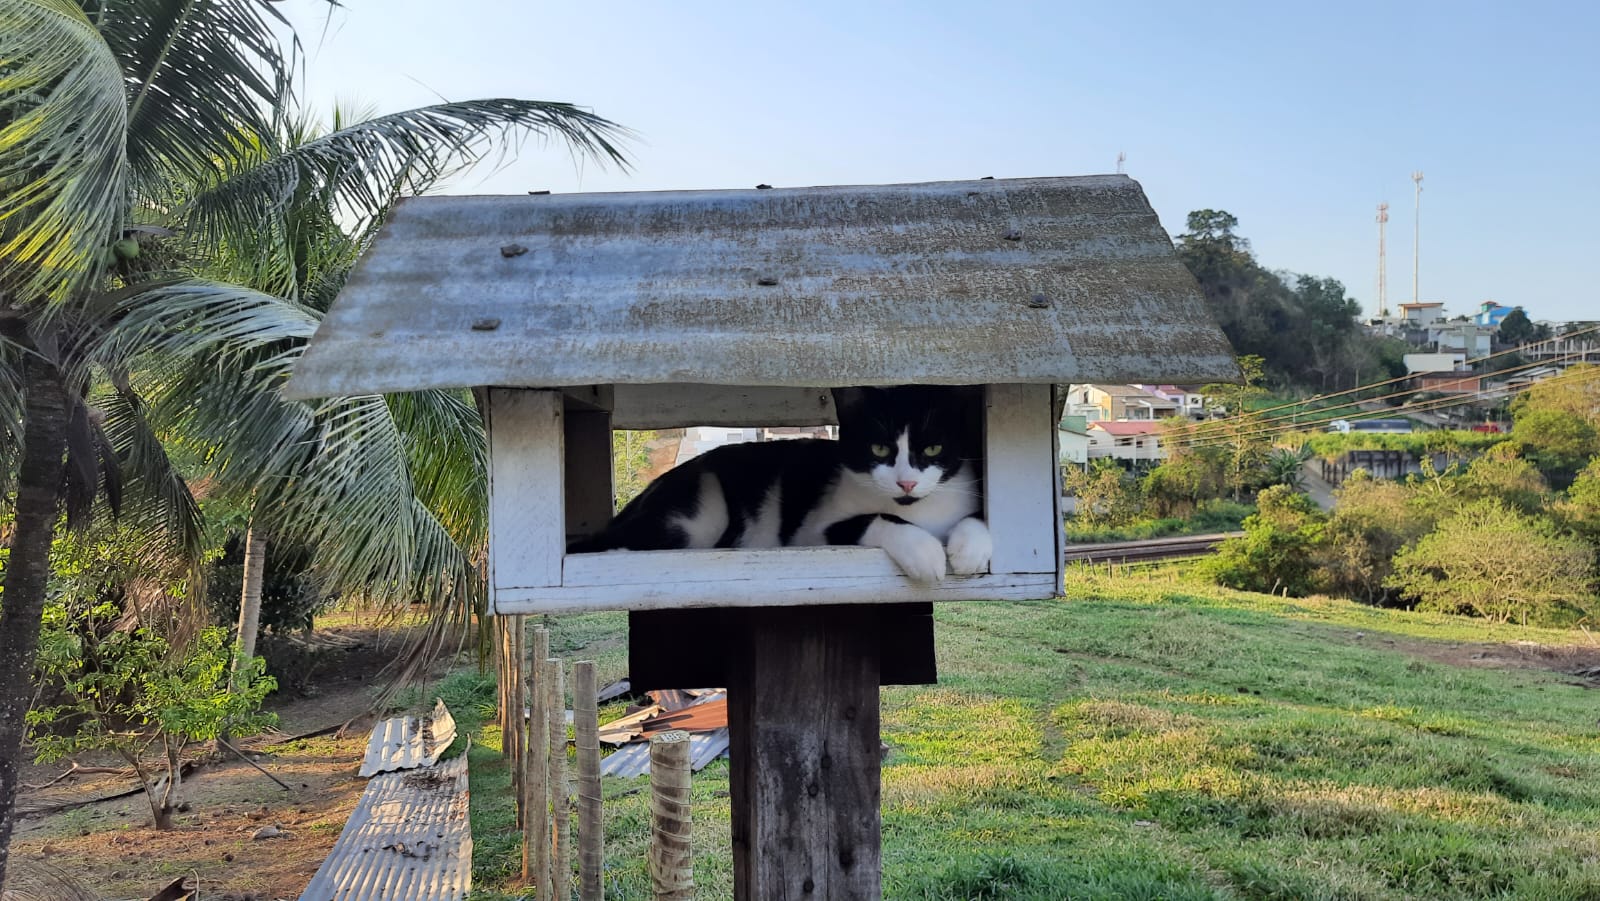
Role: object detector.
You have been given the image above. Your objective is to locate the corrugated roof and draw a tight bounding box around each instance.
[1089,420,1165,436]
[297,753,472,901]
[598,728,730,779]
[358,699,455,778]
[284,175,1237,399]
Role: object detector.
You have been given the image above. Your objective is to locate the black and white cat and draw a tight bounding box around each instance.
[569,386,992,582]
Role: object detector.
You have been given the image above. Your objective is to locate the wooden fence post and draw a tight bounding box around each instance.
[546,657,571,900]
[649,730,694,901]
[524,627,551,894]
[510,617,525,826]
[573,660,604,901]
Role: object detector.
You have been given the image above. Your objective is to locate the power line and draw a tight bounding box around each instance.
[1182,364,1600,450]
[1186,323,1600,436]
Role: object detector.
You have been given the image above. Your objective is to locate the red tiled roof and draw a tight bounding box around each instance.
[1089,421,1165,437]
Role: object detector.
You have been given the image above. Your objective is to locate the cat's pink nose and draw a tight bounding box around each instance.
[896,480,917,494]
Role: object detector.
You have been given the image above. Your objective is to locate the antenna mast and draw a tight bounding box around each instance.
[1116,151,1126,174]
[1376,202,1390,319]
[1411,171,1424,304]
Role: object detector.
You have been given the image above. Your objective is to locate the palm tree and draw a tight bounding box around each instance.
[0,0,625,880]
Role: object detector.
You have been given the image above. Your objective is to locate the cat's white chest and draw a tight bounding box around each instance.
[787,464,980,546]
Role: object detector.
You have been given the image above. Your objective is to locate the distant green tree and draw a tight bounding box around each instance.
[1556,458,1600,548]
[1496,308,1551,346]
[1064,460,1141,528]
[1386,500,1595,625]
[1201,485,1327,596]
[1320,471,1437,605]
[1458,444,1552,514]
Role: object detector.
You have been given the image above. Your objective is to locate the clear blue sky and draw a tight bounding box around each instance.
[281,0,1598,322]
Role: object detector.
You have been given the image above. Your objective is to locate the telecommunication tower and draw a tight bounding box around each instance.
[1376,203,1390,319]
[1411,171,1424,303]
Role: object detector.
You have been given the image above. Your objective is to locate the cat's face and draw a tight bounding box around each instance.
[833,386,977,505]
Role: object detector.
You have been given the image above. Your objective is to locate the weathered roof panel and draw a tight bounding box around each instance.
[297,753,471,901]
[285,175,1237,399]
[357,698,456,777]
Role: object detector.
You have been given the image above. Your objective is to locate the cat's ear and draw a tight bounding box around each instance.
[831,386,883,429]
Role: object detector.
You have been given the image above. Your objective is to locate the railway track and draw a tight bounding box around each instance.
[1062,531,1243,565]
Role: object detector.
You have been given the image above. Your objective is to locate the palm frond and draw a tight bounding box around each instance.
[0,0,127,305]
[183,99,632,261]
[93,385,205,562]
[95,0,289,193]
[387,390,487,551]
[93,278,319,368]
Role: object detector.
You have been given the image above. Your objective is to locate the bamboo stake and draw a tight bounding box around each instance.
[649,730,694,901]
[525,628,552,896]
[546,657,571,901]
[573,660,603,901]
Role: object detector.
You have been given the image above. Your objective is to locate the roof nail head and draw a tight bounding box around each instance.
[1028,294,1052,309]
[471,318,502,331]
[756,276,780,286]
[500,243,529,258]
[1003,229,1024,241]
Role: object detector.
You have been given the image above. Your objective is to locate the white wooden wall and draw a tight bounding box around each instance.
[487,384,1064,615]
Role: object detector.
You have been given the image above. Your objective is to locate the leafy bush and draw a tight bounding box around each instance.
[1320,471,1436,605]
[1201,485,1326,596]
[1063,460,1141,528]
[30,615,276,829]
[1386,499,1595,625]
[205,536,330,633]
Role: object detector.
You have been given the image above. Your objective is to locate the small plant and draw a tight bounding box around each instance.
[29,614,277,829]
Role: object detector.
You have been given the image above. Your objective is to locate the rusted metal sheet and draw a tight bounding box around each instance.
[599,728,730,778]
[298,753,471,901]
[284,175,1237,400]
[358,698,456,778]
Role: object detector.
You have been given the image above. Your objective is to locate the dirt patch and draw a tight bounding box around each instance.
[10,625,437,900]
[1360,633,1600,684]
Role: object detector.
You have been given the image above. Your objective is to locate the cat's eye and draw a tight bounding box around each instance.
[923,444,943,456]
[870,443,892,458]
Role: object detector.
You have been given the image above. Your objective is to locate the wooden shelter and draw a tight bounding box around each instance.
[285,174,1237,899]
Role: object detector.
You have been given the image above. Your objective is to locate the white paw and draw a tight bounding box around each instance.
[868,520,947,583]
[946,517,992,575]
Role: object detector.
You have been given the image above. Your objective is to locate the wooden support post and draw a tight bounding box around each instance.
[524,628,551,895]
[547,657,571,901]
[573,660,604,901]
[728,606,882,901]
[509,617,524,826]
[649,730,694,901]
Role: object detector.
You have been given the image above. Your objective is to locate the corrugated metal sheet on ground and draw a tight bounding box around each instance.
[637,696,727,738]
[297,753,471,901]
[284,175,1238,400]
[358,699,455,777]
[599,728,731,778]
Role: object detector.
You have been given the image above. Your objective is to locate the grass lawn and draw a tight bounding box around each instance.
[464,569,1600,900]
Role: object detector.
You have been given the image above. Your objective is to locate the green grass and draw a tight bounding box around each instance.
[466,574,1600,900]
[1064,501,1255,543]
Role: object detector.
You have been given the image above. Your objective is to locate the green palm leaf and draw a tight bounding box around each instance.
[0,0,127,304]
[183,99,631,259]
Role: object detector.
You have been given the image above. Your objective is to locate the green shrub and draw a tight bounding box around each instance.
[1201,485,1326,596]
[1386,499,1596,625]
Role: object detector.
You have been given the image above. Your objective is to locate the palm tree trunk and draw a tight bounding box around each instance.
[0,353,71,888]
[234,526,268,665]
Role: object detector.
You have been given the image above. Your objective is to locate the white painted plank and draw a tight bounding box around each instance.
[494,572,1058,615]
[984,384,1059,575]
[488,389,565,603]
[563,546,900,587]
[610,384,836,429]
